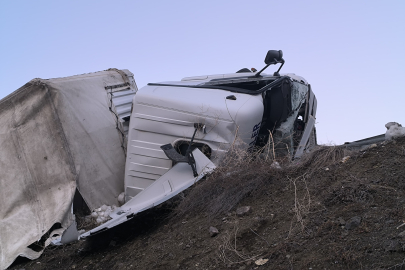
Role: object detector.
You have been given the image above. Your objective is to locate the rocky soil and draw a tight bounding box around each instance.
[9,137,405,270]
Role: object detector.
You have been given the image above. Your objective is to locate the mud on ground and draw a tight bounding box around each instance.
[10,137,405,270]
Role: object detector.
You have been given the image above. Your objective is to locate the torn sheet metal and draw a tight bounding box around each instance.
[0,69,137,269]
[294,115,316,158]
[45,69,137,209]
[0,80,76,270]
[80,148,216,238]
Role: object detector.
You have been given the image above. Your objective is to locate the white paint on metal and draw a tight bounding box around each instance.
[81,148,216,238]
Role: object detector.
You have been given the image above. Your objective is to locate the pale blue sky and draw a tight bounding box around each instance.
[1,1,404,144]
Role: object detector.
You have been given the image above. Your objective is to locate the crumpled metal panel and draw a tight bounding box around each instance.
[105,69,138,136]
[81,148,216,238]
[111,89,136,120]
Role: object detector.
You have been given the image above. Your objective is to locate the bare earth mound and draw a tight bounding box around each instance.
[10,137,405,270]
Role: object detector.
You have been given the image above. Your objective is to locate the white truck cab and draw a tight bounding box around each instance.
[123,50,317,202]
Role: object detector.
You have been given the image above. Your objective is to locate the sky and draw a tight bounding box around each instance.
[0,1,404,145]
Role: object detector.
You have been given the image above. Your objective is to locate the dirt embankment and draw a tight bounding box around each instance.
[10,137,405,270]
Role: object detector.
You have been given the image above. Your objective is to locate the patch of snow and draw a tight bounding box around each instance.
[270,161,281,169]
[118,192,125,206]
[89,204,117,224]
[385,122,405,140]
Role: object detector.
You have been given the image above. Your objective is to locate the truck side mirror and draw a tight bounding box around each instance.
[255,50,285,77]
[264,50,284,65]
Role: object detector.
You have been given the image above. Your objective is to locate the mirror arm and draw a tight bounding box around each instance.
[254,64,270,77]
[273,61,285,76]
[254,50,285,77]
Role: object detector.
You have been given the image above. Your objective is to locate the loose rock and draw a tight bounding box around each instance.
[236,206,251,217]
[341,156,350,163]
[255,258,269,265]
[345,216,361,230]
[209,226,219,237]
[385,240,402,252]
[337,217,346,226]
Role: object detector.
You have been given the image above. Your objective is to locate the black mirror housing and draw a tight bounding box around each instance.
[264,50,284,65]
[255,50,286,77]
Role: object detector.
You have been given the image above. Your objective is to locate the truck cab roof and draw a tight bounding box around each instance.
[181,72,308,85]
[149,72,308,96]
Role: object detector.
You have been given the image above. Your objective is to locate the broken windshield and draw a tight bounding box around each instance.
[203,76,276,91]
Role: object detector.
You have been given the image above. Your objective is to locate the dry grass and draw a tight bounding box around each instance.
[288,145,350,176]
[284,145,352,235]
[287,174,312,237]
[217,224,262,265]
[174,132,351,236]
[175,136,284,218]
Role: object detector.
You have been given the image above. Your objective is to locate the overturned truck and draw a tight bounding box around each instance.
[0,50,317,269]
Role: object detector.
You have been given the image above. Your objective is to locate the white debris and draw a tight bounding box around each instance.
[90,204,116,224]
[255,258,269,265]
[236,206,251,216]
[118,192,125,206]
[341,156,350,163]
[385,122,405,140]
[270,161,281,169]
